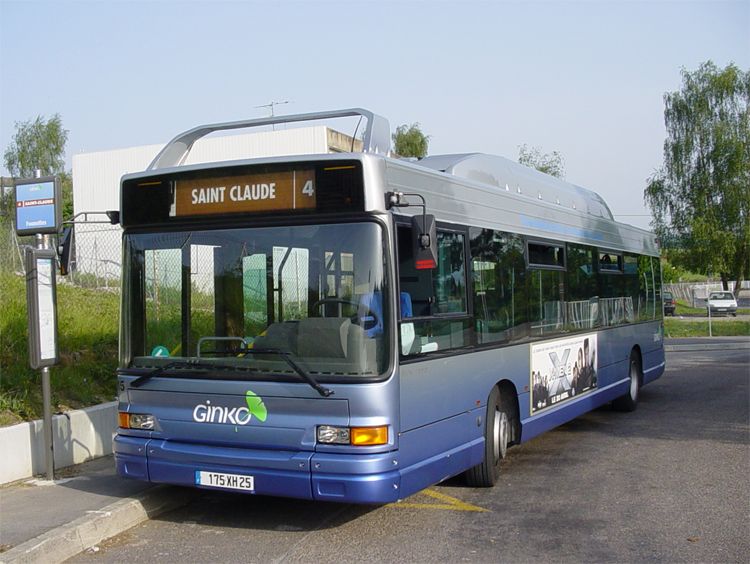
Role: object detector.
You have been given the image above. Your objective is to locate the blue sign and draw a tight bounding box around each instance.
[151,345,170,357]
[14,177,61,235]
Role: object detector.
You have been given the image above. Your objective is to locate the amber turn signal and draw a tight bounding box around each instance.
[350,426,388,446]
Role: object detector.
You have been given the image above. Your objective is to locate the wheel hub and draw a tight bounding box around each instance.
[493,410,509,462]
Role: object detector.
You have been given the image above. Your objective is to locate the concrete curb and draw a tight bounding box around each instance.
[665,343,750,352]
[0,486,196,564]
[0,402,117,485]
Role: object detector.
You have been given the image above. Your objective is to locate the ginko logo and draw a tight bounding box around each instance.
[192,390,267,425]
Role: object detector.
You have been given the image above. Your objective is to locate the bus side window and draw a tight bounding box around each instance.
[397,224,471,356]
[565,243,598,329]
[434,231,467,314]
[397,225,433,316]
[469,228,528,343]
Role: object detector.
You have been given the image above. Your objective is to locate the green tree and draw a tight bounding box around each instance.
[3,114,73,219]
[518,144,565,178]
[645,61,749,294]
[660,254,708,283]
[392,123,430,158]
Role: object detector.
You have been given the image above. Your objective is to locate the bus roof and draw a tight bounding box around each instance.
[417,153,614,221]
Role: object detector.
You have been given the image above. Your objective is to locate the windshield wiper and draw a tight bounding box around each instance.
[239,348,334,397]
[130,358,240,388]
[129,349,334,397]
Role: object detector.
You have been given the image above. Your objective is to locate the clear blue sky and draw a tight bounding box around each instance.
[1,0,748,229]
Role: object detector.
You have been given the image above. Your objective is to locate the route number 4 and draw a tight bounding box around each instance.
[302,180,314,197]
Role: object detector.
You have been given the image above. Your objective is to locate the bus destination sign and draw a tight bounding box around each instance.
[172,169,316,217]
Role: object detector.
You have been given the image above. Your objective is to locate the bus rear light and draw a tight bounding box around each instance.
[119,412,154,430]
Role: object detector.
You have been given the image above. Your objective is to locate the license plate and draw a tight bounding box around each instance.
[196,471,254,492]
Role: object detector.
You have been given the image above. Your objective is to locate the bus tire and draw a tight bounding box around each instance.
[466,386,508,487]
[613,352,641,412]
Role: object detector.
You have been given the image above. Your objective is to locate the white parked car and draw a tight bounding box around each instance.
[707,291,738,317]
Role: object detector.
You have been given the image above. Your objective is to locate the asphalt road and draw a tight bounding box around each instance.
[74,349,750,563]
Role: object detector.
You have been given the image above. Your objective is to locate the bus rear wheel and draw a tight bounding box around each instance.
[613,352,641,412]
[466,386,508,487]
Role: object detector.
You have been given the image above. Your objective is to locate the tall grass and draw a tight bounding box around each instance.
[0,272,119,425]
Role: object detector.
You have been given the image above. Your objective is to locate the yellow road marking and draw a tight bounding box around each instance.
[393,488,489,512]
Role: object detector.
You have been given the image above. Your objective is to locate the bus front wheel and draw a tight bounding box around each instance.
[466,386,508,487]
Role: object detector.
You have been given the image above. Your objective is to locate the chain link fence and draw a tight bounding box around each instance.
[664,281,750,308]
[0,216,31,275]
[0,211,122,292]
[64,215,122,291]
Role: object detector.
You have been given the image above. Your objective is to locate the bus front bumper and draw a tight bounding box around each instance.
[114,434,402,504]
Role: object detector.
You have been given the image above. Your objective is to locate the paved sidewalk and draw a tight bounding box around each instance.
[0,456,194,563]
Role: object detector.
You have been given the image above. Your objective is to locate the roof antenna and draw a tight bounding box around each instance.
[254,100,291,130]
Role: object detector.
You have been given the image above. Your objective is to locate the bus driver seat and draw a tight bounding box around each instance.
[399,292,415,356]
[358,292,415,355]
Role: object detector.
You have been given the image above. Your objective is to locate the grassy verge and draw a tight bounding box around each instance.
[0,272,119,426]
[664,317,750,338]
[674,300,706,315]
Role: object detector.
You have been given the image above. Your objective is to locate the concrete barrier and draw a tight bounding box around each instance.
[0,401,117,485]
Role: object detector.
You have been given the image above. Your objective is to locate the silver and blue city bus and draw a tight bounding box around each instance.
[114,109,665,503]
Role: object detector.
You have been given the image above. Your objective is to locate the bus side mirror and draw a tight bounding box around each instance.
[412,214,437,270]
[57,225,75,276]
[106,210,120,225]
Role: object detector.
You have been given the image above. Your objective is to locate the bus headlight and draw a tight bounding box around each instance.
[317,425,388,446]
[317,425,350,444]
[119,412,155,430]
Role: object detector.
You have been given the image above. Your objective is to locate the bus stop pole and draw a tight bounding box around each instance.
[39,242,55,480]
[41,372,54,480]
[34,166,55,481]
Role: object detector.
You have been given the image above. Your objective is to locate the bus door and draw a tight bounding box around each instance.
[395,220,476,423]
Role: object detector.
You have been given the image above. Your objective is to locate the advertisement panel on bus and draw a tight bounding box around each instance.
[531,334,598,413]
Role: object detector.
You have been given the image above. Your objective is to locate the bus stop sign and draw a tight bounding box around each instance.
[25,247,59,368]
[14,175,62,236]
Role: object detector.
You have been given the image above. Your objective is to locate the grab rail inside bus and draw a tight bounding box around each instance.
[147,108,391,170]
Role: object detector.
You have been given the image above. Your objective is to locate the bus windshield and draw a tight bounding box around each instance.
[121,222,390,379]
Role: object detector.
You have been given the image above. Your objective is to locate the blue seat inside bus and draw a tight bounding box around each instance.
[358,292,413,338]
[400,292,413,318]
[358,293,383,338]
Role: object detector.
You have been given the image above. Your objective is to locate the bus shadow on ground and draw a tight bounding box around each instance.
[149,489,376,532]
